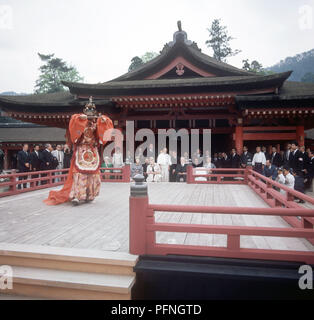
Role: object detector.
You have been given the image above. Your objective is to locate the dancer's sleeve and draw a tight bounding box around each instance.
[69,114,88,144]
[97,115,114,144]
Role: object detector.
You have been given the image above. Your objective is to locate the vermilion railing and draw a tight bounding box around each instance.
[100,165,130,183]
[129,174,314,264]
[247,169,314,244]
[0,165,131,198]
[186,166,248,184]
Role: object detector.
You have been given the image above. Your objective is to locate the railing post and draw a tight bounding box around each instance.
[227,234,240,250]
[186,165,193,184]
[10,172,17,194]
[123,164,130,182]
[129,174,149,255]
[244,168,249,184]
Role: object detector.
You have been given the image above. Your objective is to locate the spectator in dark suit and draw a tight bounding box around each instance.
[305,150,314,190]
[300,146,310,176]
[41,144,54,184]
[17,144,31,189]
[0,148,4,174]
[221,152,230,168]
[240,146,253,168]
[284,143,292,165]
[63,144,72,169]
[30,145,42,172]
[262,146,271,160]
[216,153,223,168]
[270,146,282,168]
[230,148,241,168]
[30,145,42,186]
[263,160,278,181]
[176,157,187,182]
[289,142,303,175]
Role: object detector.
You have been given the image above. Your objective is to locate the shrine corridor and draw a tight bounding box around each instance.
[0,183,313,253]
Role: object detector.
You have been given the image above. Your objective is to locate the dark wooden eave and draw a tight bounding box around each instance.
[235,81,314,109]
[62,71,292,97]
[0,91,115,113]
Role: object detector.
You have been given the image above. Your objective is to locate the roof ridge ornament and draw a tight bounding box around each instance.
[168,20,193,47]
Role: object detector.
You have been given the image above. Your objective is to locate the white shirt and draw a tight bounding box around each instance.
[112,152,123,167]
[252,152,266,166]
[285,173,295,189]
[277,173,285,185]
[157,153,172,166]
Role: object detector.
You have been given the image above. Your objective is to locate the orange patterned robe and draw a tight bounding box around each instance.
[44,114,113,205]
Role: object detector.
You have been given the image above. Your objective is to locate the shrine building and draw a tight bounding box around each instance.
[1,23,314,169]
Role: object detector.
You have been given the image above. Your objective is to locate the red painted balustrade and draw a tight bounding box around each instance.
[0,165,131,198]
[186,166,248,184]
[129,175,314,264]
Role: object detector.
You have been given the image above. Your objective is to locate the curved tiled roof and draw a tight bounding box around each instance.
[62,71,292,96]
[110,35,254,82]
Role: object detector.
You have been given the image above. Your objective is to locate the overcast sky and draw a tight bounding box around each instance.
[0,0,313,93]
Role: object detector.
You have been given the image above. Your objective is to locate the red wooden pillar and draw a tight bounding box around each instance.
[129,175,149,255]
[296,125,305,147]
[235,126,243,154]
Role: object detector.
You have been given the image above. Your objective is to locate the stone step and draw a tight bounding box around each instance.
[2,266,134,300]
[0,243,138,275]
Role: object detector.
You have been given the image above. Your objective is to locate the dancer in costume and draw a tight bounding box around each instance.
[44,97,113,206]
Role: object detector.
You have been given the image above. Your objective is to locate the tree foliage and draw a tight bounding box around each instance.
[267,49,314,81]
[242,59,264,73]
[128,51,158,72]
[34,53,83,94]
[128,56,144,72]
[205,19,241,62]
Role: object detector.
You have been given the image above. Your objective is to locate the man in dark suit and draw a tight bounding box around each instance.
[221,152,230,168]
[17,144,31,189]
[263,160,278,181]
[0,147,4,174]
[284,143,292,165]
[270,146,282,168]
[289,142,304,175]
[305,150,314,190]
[175,157,187,182]
[230,148,241,168]
[30,145,42,186]
[240,146,253,168]
[40,144,54,184]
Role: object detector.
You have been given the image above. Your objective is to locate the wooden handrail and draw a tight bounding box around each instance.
[148,204,314,217]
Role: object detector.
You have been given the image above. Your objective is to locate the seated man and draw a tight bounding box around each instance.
[131,157,143,180]
[176,157,187,182]
[263,160,278,180]
[146,157,162,182]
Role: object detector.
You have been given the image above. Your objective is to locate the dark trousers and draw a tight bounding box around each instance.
[254,163,263,175]
[176,174,187,182]
[18,172,29,189]
[31,170,40,186]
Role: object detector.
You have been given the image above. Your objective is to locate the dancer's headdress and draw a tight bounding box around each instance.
[83,96,97,118]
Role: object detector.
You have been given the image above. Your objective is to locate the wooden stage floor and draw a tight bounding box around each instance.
[0,183,313,253]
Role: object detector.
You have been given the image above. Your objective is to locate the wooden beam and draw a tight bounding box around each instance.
[243,133,297,141]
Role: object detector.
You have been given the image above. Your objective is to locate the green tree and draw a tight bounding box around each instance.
[301,72,314,83]
[242,59,263,73]
[141,51,158,63]
[34,53,83,94]
[128,52,158,72]
[128,56,144,72]
[205,19,241,62]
